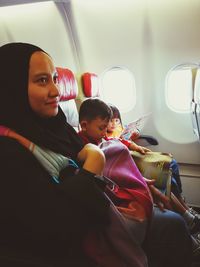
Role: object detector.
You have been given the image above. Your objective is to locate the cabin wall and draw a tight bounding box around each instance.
[0,2,76,71]
[70,0,200,165]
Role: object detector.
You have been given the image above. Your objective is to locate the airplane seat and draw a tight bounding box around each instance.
[191,68,200,140]
[56,67,79,129]
[81,72,100,98]
[132,134,158,146]
[80,72,158,146]
[75,72,100,112]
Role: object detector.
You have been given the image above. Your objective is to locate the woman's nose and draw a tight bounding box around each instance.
[50,83,60,97]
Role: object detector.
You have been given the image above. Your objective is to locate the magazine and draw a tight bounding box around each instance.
[121,113,151,140]
[131,151,172,197]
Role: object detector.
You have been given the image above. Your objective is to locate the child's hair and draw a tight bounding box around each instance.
[79,98,113,122]
[108,103,122,124]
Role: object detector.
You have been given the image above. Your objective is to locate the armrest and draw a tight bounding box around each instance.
[134,135,159,146]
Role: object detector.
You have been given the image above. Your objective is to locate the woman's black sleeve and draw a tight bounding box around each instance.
[0,137,110,248]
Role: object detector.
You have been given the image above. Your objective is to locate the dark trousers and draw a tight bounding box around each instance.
[170,159,183,197]
[143,207,192,267]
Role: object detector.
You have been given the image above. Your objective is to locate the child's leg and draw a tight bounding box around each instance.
[170,159,182,194]
[170,160,200,213]
[78,143,105,175]
[171,177,189,210]
[171,193,200,234]
[171,192,188,214]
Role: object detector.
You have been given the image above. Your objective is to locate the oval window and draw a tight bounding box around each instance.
[165,63,199,112]
[100,66,136,112]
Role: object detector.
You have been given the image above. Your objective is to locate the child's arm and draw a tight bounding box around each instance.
[128,141,151,154]
[119,137,151,154]
[77,143,105,175]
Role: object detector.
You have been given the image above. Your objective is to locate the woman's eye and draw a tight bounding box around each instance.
[38,77,48,84]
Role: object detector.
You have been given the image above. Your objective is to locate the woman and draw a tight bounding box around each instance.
[0,43,106,266]
[0,43,192,267]
[0,42,151,267]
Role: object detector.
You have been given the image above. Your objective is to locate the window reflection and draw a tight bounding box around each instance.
[166,64,199,112]
[100,66,136,112]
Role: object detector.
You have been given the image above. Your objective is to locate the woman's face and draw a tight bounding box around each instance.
[28,51,60,118]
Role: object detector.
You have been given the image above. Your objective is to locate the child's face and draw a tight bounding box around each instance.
[107,118,121,133]
[81,116,109,142]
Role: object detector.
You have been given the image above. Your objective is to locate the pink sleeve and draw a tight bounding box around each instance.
[119,138,132,148]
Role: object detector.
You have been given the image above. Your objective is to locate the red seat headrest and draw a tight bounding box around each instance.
[56,67,78,101]
[81,72,100,97]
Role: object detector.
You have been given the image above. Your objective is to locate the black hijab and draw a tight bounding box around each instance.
[0,42,83,159]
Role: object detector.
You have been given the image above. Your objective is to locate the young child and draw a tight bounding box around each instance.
[107,104,183,197]
[106,103,200,233]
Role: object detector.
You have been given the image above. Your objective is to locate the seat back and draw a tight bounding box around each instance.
[81,72,100,98]
[56,67,79,128]
[76,72,100,110]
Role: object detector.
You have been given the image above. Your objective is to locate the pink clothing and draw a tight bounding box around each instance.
[78,131,153,219]
[78,130,132,147]
[100,139,153,218]
[105,135,132,148]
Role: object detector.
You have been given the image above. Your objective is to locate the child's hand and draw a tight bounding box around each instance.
[129,142,151,154]
[135,145,151,154]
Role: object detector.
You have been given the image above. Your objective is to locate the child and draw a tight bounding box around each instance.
[107,103,200,233]
[107,103,183,197]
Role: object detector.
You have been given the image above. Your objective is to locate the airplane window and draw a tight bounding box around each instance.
[166,64,199,112]
[100,66,136,112]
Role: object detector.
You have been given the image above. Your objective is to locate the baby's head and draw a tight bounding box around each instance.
[79,98,112,142]
[107,104,122,134]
